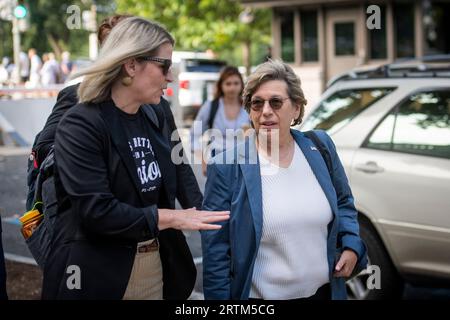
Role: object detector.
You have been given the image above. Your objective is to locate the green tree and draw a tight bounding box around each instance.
[0,20,13,60]
[19,0,113,59]
[116,0,271,72]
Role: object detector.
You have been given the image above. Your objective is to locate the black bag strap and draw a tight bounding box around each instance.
[207,98,220,129]
[142,104,165,130]
[304,130,333,182]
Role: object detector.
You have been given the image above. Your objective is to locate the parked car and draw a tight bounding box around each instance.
[164,51,226,126]
[298,58,450,299]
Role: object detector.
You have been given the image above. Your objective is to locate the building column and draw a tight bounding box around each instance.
[294,10,302,65]
[358,2,368,65]
[414,0,424,58]
[386,0,395,61]
[318,6,327,90]
[272,10,281,59]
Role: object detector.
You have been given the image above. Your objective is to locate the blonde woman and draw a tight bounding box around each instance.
[42,17,229,300]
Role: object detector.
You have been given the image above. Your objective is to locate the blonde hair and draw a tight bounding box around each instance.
[243,59,307,126]
[74,17,174,103]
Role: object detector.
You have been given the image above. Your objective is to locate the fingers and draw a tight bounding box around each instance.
[199,210,230,216]
[172,209,231,231]
[201,214,229,222]
[334,251,357,278]
[334,267,349,278]
[197,223,223,230]
[335,259,344,272]
[194,211,230,227]
[191,210,230,219]
[334,259,346,277]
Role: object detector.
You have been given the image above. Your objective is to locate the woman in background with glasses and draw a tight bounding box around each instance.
[43,17,229,300]
[201,59,367,300]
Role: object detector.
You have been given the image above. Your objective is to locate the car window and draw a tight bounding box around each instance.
[184,59,226,73]
[302,88,395,134]
[365,89,450,159]
[364,113,396,151]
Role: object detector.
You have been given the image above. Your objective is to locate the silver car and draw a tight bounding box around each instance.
[299,60,450,299]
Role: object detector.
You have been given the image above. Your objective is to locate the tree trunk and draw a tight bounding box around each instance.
[47,33,62,59]
[242,39,251,77]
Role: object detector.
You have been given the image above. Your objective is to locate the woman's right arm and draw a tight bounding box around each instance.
[201,161,232,300]
[55,108,228,242]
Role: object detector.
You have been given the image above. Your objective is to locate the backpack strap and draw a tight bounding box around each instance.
[142,104,165,130]
[207,98,220,129]
[304,130,333,182]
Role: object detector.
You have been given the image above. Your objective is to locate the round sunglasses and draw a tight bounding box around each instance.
[249,97,290,111]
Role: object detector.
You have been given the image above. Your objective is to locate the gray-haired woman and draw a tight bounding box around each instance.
[201,59,367,300]
[43,17,229,300]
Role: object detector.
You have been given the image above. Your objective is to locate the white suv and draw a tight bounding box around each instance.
[299,60,450,299]
[165,51,226,126]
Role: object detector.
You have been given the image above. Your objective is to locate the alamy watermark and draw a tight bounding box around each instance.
[366,265,381,290]
[66,5,81,30]
[367,5,382,30]
[66,265,81,290]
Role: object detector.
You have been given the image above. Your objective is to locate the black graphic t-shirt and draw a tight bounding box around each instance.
[115,106,162,204]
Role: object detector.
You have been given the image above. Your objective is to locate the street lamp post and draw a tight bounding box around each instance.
[11,14,21,84]
[0,0,28,84]
[0,0,20,83]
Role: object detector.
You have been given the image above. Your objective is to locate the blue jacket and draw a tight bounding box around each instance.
[201,129,367,300]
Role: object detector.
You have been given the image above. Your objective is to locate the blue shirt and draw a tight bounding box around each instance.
[190,98,250,154]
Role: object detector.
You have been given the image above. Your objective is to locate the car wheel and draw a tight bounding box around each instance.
[346,220,404,300]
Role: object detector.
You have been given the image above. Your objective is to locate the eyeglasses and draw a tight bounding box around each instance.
[139,57,172,75]
[249,97,290,111]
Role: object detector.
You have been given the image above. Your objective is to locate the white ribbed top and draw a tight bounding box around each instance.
[249,143,333,299]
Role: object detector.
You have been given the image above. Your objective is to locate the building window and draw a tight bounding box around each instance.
[368,4,387,59]
[301,10,318,62]
[280,11,295,63]
[394,3,415,58]
[424,1,450,55]
[334,22,355,56]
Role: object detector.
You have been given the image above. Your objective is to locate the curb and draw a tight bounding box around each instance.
[4,253,37,266]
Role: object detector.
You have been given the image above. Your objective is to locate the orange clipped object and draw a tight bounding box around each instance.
[19,205,43,239]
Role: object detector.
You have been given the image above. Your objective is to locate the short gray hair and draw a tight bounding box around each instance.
[243,59,307,126]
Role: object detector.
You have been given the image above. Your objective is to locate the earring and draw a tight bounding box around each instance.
[121,76,133,86]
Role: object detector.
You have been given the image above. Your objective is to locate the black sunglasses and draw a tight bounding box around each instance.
[249,97,290,111]
[139,57,172,75]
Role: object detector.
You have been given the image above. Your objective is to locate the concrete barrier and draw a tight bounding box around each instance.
[0,98,55,146]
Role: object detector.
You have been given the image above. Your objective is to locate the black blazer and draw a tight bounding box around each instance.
[42,100,197,299]
[35,84,202,209]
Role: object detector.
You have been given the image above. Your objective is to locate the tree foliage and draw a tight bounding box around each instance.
[1,0,271,66]
[116,0,271,66]
[1,0,113,59]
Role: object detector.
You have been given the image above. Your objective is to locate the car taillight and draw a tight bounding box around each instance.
[166,87,173,96]
[179,80,189,89]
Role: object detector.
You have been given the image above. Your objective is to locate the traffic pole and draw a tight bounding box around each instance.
[11,15,21,84]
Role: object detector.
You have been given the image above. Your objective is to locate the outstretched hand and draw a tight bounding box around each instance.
[158,207,230,231]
